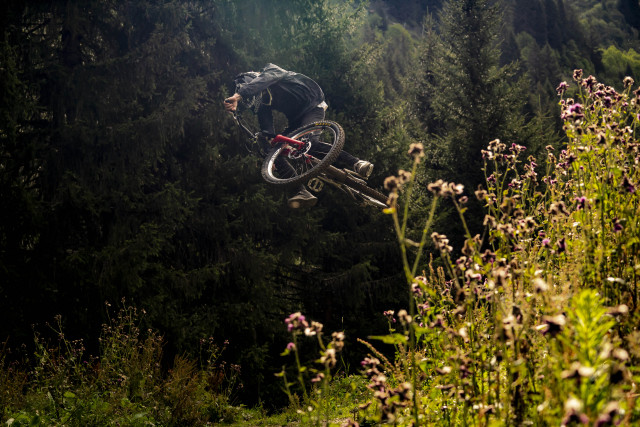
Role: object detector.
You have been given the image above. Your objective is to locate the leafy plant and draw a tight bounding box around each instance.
[277,70,640,425]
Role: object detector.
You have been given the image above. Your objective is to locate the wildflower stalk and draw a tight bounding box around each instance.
[411,197,439,277]
[291,334,309,403]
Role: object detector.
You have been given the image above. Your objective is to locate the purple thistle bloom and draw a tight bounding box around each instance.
[623,176,635,193]
[285,312,308,332]
[562,103,585,121]
[613,219,623,232]
[556,81,569,95]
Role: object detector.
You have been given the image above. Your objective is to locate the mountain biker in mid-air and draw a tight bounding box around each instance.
[224,63,374,209]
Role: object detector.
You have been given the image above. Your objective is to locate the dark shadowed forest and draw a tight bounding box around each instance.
[2,0,640,425]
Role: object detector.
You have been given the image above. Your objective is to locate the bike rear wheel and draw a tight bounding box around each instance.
[261,121,345,186]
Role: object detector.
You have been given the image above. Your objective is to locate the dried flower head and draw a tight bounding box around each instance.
[397,169,412,184]
[539,314,566,337]
[384,176,399,192]
[397,309,412,325]
[431,232,453,253]
[573,69,583,81]
[427,179,444,195]
[304,321,323,336]
[533,278,549,293]
[408,142,425,159]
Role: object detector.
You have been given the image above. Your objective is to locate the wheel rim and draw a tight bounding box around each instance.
[263,124,339,183]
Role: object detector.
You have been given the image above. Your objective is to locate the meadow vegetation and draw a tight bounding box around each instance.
[3,71,640,426]
[270,71,640,426]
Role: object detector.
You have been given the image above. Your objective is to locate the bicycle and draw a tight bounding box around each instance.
[231,112,388,208]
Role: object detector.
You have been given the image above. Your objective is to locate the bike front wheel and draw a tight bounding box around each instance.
[261,120,345,186]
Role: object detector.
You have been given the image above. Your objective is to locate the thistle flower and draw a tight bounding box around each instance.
[440,182,464,196]
[304,321,323,337]
[595,401,621,427]
[561,103,585,121]
[397,309,412,325]
[483,215,497,228]
[285,312,309,333]
[384,176,399,192]
[397,169,411,184]
[573,69,583,81]
[383,310,396,323]
[613,218,623,232]
[408,142,424,159]
[582,75,597,91]
[431,232,453,253]
[475,186,488,201]
[561,361,595,380]
[539,314,566,337]
[319,348,337,368]
[575,196,587,209]
[556,81,569,95]
[561,397,589,426]
[622,175,635,193]
[549,201,569,216]
[427,179,444,195]
[533,278,549,293]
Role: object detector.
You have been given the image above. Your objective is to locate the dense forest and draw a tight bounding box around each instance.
[2,0,640,425]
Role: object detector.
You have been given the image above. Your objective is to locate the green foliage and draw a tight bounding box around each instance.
[2,305,242,426]
[309,71,640,425]
[600,45,640,86]
[4,0,640,421]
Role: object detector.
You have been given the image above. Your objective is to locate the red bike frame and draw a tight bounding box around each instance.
[270,134,314,163]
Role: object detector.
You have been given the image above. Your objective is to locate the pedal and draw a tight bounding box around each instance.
[307,177,325,192]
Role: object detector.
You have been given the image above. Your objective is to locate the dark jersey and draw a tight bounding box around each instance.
[236,64,325,134]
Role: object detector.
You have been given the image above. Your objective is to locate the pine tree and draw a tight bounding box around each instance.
[419,0,526,188]
[414,0,532,248]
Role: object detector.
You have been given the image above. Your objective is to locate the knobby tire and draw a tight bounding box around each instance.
[261,121,345,186]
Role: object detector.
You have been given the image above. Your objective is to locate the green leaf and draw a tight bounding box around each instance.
[369,333,408,345]
[414,325,430,341]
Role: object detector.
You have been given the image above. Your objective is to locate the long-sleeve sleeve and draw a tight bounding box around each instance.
[236,64,288,99]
